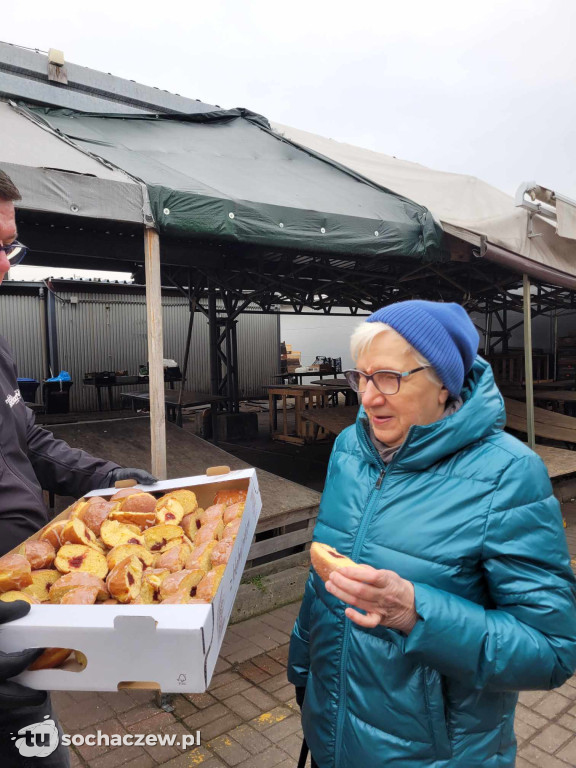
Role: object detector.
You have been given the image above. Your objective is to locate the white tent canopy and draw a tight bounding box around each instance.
[272,122,576,287]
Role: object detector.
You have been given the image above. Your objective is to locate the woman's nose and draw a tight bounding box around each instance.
[360,378,386,406]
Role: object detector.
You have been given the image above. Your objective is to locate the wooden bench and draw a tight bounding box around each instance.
[504,397,576,445]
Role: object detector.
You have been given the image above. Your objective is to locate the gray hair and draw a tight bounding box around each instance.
[350,321,442,387]
[0,170,21,202]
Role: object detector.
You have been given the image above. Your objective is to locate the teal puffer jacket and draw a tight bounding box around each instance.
[288,357,576,768]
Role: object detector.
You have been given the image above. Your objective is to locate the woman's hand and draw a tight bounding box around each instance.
[325,565,419,634]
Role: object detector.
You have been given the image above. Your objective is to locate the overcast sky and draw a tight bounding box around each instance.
[3,0,575,283]
[3,0,575,197]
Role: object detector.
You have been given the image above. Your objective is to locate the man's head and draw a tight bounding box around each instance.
[0,170,22,285]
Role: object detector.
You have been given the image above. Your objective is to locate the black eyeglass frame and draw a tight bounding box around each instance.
[343,365,431,396]
[0,240,28,267]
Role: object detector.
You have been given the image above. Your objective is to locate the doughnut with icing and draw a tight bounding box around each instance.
[310,542,365,583]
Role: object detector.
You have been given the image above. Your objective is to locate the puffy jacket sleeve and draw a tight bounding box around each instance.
[403,453,576,691]
[25,407,120,498]
[287,570,316,687]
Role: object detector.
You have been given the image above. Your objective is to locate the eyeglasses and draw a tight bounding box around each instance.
[344,366,430,396]
[0,240,27,267]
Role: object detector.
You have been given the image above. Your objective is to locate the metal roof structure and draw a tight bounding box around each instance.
[0,41,218,114]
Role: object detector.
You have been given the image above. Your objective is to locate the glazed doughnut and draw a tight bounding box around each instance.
[210,539,234,567]
[213,489,247,506]
[0,590,41,605]
[18,540,55,570]
[196,565,226,601]
[223,502,245,526]
[54,544,108,580]
[199,504,226,526]
[60,586,100,605]
[24,569,62,602]
[29,648,72,671]
[0,554,33,592]
[310,542,365,583]
[49,572,109,603]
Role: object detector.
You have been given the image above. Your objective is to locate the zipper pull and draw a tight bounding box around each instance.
[375,469,385,490]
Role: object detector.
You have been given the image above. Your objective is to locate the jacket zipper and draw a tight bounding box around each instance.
[334,424,388,766]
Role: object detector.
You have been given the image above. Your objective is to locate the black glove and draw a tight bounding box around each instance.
[105,468,158,486]
[295,685,306,709]
[0,601,46,710]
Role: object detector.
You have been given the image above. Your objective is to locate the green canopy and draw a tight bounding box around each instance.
[27,106,443,260]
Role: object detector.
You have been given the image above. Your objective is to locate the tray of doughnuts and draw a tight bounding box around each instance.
[0,467,261,693]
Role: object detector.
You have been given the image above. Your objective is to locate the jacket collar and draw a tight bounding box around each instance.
[355,356,505,471]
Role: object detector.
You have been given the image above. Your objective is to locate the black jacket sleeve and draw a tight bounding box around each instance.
[25,407,120,498]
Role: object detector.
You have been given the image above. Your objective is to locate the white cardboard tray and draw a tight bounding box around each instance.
[0,467,261,693]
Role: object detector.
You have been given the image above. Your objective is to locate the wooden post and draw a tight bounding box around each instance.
[144,228,167,479]
[523,273,535,449]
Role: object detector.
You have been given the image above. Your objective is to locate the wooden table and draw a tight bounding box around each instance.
[310,378,357,406]
[84,375,181,411]
[265,384,345,444]
[273,369,339,385]
[120,390,227,437]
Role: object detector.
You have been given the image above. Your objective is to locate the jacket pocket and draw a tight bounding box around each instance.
[422,667,452,760]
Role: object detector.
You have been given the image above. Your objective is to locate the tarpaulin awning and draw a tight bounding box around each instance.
[0,102,146,224]
[271,122,576,285]
[21,105,443,260]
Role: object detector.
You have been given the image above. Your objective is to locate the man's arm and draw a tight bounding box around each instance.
[25,407,120,498]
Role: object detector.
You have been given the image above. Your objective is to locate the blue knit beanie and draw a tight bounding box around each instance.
[366,300,479,396]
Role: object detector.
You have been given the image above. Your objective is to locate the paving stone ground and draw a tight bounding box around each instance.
[52,600,576,768]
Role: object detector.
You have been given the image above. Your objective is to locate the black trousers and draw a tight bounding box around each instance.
[0,694,70,768]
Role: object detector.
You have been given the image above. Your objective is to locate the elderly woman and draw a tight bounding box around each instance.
[288,300,576,768]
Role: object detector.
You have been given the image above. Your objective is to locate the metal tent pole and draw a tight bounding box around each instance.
[484,301,492,356]
[523,274,535,449]
[208,287,219,397]
[178,295,196,407]
[144,227,167,479]
[553,309,558,381]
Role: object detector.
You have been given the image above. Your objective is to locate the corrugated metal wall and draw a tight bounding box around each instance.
[1,286,279,412]
[0,291,45,383]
